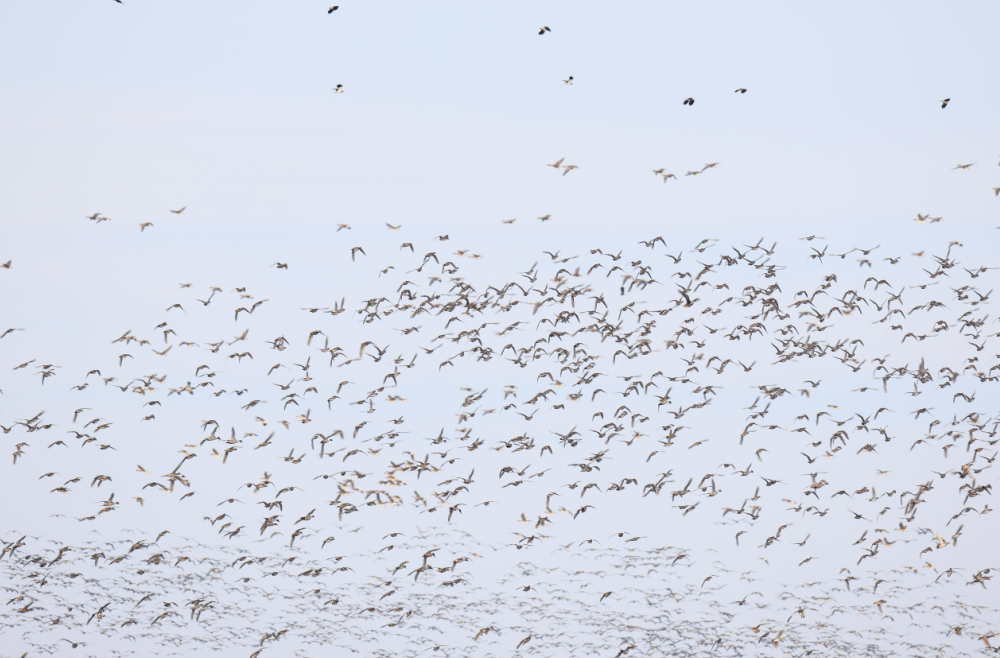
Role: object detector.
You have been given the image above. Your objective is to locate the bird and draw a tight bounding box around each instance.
[940,98,950,108]
[735,88,747,93]
[328,5,339,12]
[170,207,186,214]
[538,26,551,35]
[333,84,344,93]
[683,97,695,105]
[563,76,574,85]
[953,163,975,170]
[562,165,578,176]
[548,158,564,169]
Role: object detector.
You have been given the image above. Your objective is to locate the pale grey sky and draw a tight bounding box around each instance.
[1,1,999,657]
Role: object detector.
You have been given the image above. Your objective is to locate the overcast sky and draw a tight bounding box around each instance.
[1,1,999,657]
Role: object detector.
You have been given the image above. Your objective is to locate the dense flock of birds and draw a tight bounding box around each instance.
[3,3,1000,658]
[2,221,999,657]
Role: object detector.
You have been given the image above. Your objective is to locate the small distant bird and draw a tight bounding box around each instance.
[683,98,695,106]
[538,215,552,222]
[502,218,516,224]
[336,224,351,231]
[661,173,677,182]
[993,188,1000,196]
[735,88,747,93]
[562,165,578,176]
[386,224,401,231]
[328,5,339,12]
[1,261,10,269]
[548,158,564,169]
[940,98,950,108]
[563,76,574,85]
[539,26,551,35]
[333,84,344,94]
[139,223,154,232]
[953,163,975,170]
[170,207,186,214]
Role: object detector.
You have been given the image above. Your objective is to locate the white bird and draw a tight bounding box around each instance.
[333,84,344,93]
[562,165,578,176]
[563,76,574,86]
[548,158,564,169]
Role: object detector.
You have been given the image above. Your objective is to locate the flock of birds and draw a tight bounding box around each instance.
[3,4,999,658]
[2,216,999,657]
